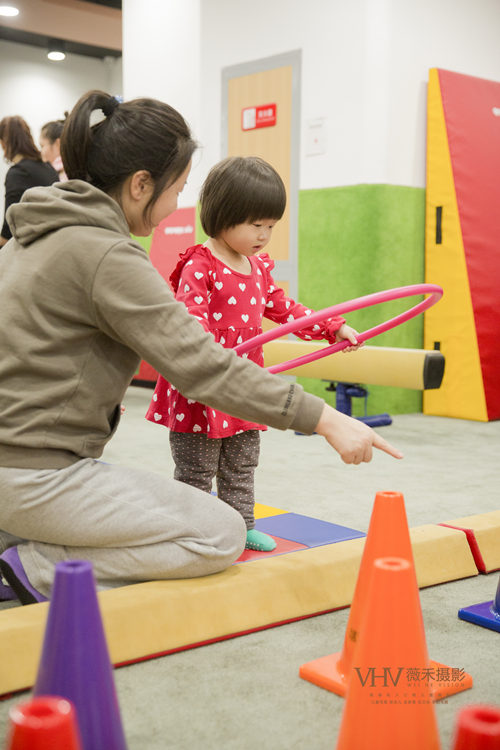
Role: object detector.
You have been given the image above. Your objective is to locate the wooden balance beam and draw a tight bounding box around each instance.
[263,342,445,390]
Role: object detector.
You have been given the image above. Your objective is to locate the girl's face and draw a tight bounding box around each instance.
[218,219,277,257]
[39,136,59,164]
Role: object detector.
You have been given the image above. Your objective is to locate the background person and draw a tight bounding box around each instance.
[0,116,58,247]
[39,117,68,181]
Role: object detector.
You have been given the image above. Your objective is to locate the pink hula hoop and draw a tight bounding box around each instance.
[234,284,443,375]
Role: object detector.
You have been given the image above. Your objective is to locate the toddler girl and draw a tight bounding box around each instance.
[146,156,360,551]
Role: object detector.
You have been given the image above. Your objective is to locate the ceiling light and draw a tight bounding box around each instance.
[47,39,66,61]
[0,5,19,16]
[48,50,66,61]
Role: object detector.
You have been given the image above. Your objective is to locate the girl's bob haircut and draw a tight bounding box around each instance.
[200,156,286,238]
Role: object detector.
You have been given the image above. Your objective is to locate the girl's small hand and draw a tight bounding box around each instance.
[335,323,363,353]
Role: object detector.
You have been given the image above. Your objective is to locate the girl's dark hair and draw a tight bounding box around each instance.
[61,90,197,220]
[0,116,42,162]
[40,117,67,143]
[200,156,286,238]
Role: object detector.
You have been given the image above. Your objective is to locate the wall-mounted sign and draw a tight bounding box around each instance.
[241,103,277,131]
[305,117,327,156]
[134,206,196,384]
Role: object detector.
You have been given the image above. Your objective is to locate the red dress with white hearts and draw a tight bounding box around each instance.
[146,245,344,438]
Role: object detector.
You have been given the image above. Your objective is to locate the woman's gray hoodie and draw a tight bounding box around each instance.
[0,181,323,469]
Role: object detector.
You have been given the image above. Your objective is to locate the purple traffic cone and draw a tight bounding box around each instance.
[33,560,128,750]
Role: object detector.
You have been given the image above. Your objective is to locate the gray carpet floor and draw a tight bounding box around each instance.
[1,385,499,749]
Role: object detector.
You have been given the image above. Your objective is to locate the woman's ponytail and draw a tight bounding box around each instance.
[61,90,115,182]
[60,90,196,221]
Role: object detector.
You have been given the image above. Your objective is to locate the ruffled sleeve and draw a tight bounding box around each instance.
[169,245,214,292]
[257,252,345,344]
[170,245,216,333]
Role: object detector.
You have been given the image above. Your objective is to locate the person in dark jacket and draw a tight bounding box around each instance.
[0,115,58,247]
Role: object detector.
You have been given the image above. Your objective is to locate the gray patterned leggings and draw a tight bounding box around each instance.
[169,430,261,529]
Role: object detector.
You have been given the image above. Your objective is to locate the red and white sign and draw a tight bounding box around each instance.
[134,207,196,384]
[241,103,277,131]
[149,206,195,289]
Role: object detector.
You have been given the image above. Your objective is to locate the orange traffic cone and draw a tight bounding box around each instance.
[335,556,441,750]
[452,705,500,749]
[299,491,472,700]
[5,696,82,750]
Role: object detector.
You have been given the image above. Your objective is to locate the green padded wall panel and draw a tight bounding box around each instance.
[297,185,425,416]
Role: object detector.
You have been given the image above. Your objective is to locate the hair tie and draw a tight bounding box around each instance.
[102,97,119,118]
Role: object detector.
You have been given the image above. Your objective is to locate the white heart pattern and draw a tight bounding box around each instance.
[154,413,162,421]
[215,281,223,290]
[250,297,256,305]
[223,267,231,274]
[266,300,273,308]
[213,312,222,320]
[228,296,237,305]
[241,314,249,322]
[153,393,158,401]
[194,296,204,304]
[176,413,185,422]
[222,420,228,429]
[239,283,246,291]
[194,272,204,280]
[220,336,225,344]
[184,284,190,293]
[193,424,202,432]
[187,399,195,404]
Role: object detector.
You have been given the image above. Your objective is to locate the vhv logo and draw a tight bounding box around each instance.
[354,667,404,687]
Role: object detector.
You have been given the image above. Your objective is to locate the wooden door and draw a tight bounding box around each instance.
[222,51,301,309]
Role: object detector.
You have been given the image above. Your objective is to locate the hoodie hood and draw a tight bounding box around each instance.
[7,180,130,246]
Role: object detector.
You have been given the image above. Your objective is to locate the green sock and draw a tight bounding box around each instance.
[245,529,277,552]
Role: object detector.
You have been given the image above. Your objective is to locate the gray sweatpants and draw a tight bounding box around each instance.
[169,430,260,529]
[0,458,246,598]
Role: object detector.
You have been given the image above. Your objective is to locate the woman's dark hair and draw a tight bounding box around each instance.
[40,117,66,143]
[61,90,197,220]
[0,116,42,162]
[200,156,286,238]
